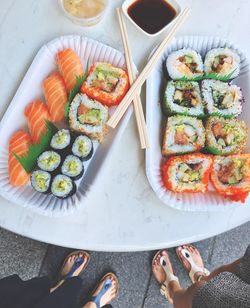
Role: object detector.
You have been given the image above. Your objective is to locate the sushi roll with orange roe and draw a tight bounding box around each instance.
[211,154,250,203]
[162,153,213,193]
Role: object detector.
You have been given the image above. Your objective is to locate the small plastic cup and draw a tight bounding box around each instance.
[58,0,109,27]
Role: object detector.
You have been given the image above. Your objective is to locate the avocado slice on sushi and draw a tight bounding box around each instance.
[51,174,76,199]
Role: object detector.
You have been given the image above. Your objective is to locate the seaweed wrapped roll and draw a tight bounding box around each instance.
[162,153,213,193]
[205,117,248,155]
[211,154,250,203]
[162,116,205,156]
[61,155,84,180]
[51,174,76,199]
[166,49,204,80]
[202,80,243,118]
[31,170,51,194]
[204,48,240,80]
[72,135,93,161]
[163,81,204,118]
[69,94,109,143]
[37,151,61,173]
[50,129,71,152]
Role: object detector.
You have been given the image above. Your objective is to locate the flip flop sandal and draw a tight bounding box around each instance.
[90,272,119,308]
[176,245,210,283]
[59,250,90,280]
[152,250,179,304]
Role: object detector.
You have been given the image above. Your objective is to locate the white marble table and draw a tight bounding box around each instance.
[0,0,250,251]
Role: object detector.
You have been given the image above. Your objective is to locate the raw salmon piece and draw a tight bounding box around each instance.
[8,130,32,186]
[24,100,51,144]
[43,72,68,122]
[56,48,84,92]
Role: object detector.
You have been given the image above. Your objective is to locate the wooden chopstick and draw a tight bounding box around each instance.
[108,7,190,129]
[116,8,150,149]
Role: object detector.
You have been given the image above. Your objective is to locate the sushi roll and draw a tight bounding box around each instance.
[31,170,51,194]
[202,80,243,118]
[211,154,250,203]
[162,116,205,156]
[163,81,205,118]
[205,117,248,155]
[162,153,213,193]
[50,129,72,153]
[69,93,109,143]
[51,174,76,199]
[37,151,61,173]
[72,135,93,161]
[204,48,240,80]
[166,49,204,80]
[81,63,129,107]
[61,155,84,181]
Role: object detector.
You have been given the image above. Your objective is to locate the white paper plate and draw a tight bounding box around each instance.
[146,36,250,211]
[0,35,133,217]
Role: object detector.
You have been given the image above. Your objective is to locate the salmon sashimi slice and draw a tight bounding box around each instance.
[24,100,51,144]
[56,48,84,92]
[8,130,32,186]
[43,72,68,122]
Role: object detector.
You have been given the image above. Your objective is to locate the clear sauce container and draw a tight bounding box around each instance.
[59,0,109,26]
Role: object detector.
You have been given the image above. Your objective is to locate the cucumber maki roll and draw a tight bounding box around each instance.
[204,48,240,80]
[72,135,93,161]
[166,49,204,80]
[50,129,72,153]
[163,81,205,118]
[205,117,248,155]
[202,80,243,118]
[51,174,76,199]
[162,153,213,193]
[162,116,205,156]
[61,155,84,181]
[31,170,51,194]
[211,154,250,203]
[37,151,61,173]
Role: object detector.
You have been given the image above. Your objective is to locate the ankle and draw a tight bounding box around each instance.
[168,280,181,300]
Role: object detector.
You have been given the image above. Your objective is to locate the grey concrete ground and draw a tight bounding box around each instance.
[0,222,249,307]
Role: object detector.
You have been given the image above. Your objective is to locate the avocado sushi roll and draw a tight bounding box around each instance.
[69,93,109,143]
[205,117,248,155]
[31,170,51,194]
[50,129,72,153]
[51,174,76,199]
[202,80,243,118]
[211,154,250,203]
[162,115,205,156]
[37,151,61,173]
[166,49,204,80]
[61,155,84,181]
[72,135,93,161]
[204,48,240,80]
[162,153,213,193]
[163,80,205,118]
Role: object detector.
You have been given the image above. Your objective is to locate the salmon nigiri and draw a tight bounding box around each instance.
[43,72,68,122]
[8,130,32,186]
[56,48,84,92]
[24,100,51,144]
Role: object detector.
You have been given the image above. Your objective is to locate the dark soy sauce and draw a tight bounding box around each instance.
[128,0,176,35]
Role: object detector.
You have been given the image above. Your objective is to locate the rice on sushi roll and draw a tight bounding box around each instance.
[162,153,213,193]
[31,170,51,194]
[205,117,248,155]
[163,80,204,118]
[61,155,84,181]
[166,49,204,80]
[162,115,205,156]
[204,48,240,80]
[37,151,61,173]
[51,174,76,199]
[81,63,129,107]
[211,154,250,203]
[72,135,93,161]
[69,93,109,143]
[202,80,243,118]
[50,129,72,153]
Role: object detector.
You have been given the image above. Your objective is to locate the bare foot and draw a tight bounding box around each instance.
[152,250,174,285]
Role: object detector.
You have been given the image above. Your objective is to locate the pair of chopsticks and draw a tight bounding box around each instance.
[109,8,191,146]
